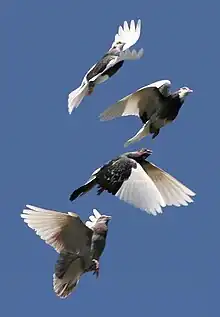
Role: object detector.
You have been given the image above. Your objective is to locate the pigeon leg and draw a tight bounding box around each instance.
[152,129,160,139]
[88,82,95,95]
[92,259,100,278]
[86,259,100,278]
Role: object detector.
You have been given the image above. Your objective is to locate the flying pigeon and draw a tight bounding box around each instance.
[68,20,143,114]
[69,148,195,215]
[21,205,111,299]
[99,80,193,147]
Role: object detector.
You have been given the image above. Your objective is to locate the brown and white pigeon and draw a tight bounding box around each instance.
[99,80,193,147]
[68,20,143,114]
[69,148,195,215]
[21,205,111,299]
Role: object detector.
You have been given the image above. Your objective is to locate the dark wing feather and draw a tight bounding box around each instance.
[95,156,136,195]
[86,54,117,81]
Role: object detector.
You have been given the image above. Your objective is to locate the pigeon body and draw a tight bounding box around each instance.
[99,80,193,146]
[21,206,111,298]
[69,149,195,215]
[68,20,143,114]
[85,47,125,83]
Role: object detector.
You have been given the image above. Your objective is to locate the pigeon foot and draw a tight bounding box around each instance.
[92,259,100,278]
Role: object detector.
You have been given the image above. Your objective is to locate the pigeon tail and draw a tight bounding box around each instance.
[124,121,151,147]
[53,273,80,299]
[53,253,82,299]
[69,178,97,201]
[68,82,89,114]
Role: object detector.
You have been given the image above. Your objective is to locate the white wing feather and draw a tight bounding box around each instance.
[112,20,142,51]
[144,163,196,207]
[144,80,171,90]
[85,208,102,229]
[99,79,171,121]
[115,162,166,215]
[21,205,90,253]
[21,205,76,253]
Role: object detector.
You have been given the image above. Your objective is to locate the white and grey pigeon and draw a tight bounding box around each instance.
[21,205,111,299]
[68,20,143,114]
[99,80,193,147]
[69,148,195,215]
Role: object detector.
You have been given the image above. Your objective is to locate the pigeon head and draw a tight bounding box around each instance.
[178,87,193,101]
[126,148,153,161]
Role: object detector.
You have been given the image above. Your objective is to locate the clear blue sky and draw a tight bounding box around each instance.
[2,1,219,316]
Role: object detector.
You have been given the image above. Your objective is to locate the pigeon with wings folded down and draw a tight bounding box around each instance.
[99,80,193,147]
[68,20,143,114]
[69,148,195,216]
[21,206,111,299]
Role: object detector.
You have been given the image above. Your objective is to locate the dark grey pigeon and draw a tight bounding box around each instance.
[99,80,193,147]
[21,205,111,299]
[70,148,195,215]
[68,19,143,114]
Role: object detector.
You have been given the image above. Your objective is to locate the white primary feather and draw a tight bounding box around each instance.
[143,163,196,207]
[99,79,171,121]
[21,205,75,253]
[21,205,91,254]
[112,20,142,51]
[115,161,166,215]
[85,208,102,229]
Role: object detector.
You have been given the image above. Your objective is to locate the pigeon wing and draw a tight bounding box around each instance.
[99,80,171,121]
[21,205,92,253]
[111,20,142,51]
[141,162,196,207]
[114,159,166,215]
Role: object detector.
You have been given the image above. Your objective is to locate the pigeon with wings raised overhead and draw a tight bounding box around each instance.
[99,80,193,147]
[21,206,111,299]
[68,20,143,114]
[69,148,195,216]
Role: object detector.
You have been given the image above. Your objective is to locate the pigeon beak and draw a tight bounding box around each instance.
[188,88,193,93]
[105,216,112,221]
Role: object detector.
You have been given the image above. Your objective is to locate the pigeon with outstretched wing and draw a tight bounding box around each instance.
[21,206,111,299]
[69,148,195,215]
[68,20,143,114]
[100,80,193,146]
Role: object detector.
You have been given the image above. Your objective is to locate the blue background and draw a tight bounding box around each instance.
[2,1,219,316]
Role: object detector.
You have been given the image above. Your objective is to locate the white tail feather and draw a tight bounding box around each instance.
[124,121,151,147]
[112,20,142,51]
[53,258,81,299]
[68,83,89,114]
